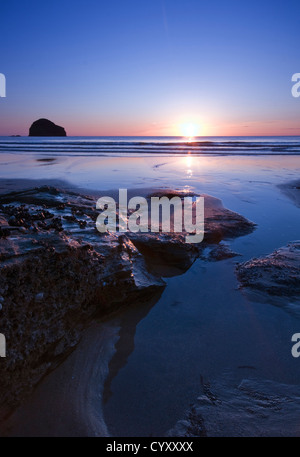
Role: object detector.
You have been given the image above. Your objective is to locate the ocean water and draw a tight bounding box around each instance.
[0,136,300,156]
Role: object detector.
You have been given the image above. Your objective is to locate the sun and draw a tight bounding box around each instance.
[179,122,200,139]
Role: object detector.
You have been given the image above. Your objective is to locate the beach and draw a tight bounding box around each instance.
[0,137,300,436]
[2,0,300,439]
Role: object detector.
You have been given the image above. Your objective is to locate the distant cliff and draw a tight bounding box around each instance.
[29,118,66,136]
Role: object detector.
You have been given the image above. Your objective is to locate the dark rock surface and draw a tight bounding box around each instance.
[167,373,300,437]
[129,192,254,276]
[29,119,66,137]
[0,186,255,416]
[206,243,240,262]
[236,242,300,297]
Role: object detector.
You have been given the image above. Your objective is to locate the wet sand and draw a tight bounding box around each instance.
[279,179,300,208]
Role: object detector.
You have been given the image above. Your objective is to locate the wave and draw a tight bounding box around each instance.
[0,137,300,156]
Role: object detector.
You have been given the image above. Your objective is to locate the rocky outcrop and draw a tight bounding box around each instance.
[0,186,255,415]
[236,242,300,297]
[128,192,254,276]
[29,119,66,137]
[0,187,164,414]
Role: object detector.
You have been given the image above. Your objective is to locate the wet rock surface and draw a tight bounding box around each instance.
[205,243,240,262]
[236,242,300,297]
[0,186,255,415]
[167,373,300,437]
[129,192,254,276]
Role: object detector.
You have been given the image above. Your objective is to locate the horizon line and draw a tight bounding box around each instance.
[1,134,300,138]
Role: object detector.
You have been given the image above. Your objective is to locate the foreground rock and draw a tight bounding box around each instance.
[0,187,164,415]
[29,119,66,136]
[167,373,300,437]
[236,242,300,297]
[129,192,254,276]
[0,186,255,416]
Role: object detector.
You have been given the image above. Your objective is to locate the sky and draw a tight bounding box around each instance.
[0,0,300,136]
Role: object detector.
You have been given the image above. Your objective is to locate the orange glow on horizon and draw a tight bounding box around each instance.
[21,116,300,138]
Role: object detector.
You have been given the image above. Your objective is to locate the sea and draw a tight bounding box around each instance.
[0,136,300,156]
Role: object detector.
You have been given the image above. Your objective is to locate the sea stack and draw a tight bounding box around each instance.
[29,118,66,136]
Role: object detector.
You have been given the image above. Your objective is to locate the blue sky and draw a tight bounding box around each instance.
[1,0,300,135]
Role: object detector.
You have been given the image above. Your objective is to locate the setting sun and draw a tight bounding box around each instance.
[179,122,201,138]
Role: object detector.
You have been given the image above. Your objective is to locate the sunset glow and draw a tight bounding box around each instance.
[1,1,300,137]
[179,122,201,138]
